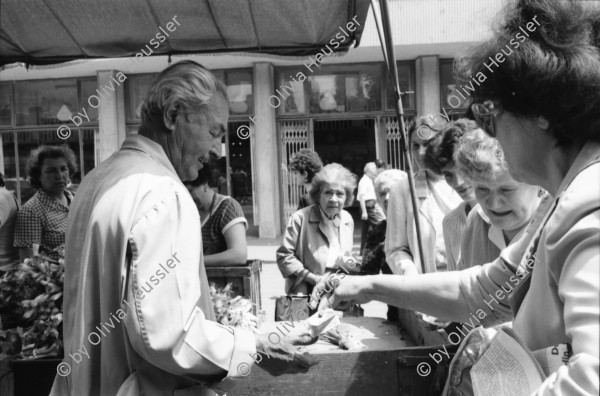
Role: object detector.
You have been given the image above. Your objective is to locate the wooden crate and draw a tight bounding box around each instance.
[0,357,14,396]
[0,357,61,396]
[206,259,262,312]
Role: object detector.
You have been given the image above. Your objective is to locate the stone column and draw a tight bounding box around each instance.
[253,63,281,238]
[97,70,127,163]
[415,56,441,117]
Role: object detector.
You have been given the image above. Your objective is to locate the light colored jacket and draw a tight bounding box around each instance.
[0,187,19,268]
[385,171,461,274]
[277,205,354,294]
[459,141,600,395]
[50,134,255,396]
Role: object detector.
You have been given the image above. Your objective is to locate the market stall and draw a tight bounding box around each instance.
[0,1,445,395]
[229,314,455,396]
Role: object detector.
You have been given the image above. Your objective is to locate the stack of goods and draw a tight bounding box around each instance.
[209,283,258,330]
[321,322,367,351]
[0,251,65,359]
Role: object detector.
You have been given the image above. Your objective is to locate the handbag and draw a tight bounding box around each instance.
[274,294,310,322]
[274,274,311,321]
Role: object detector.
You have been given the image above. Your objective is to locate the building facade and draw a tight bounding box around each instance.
[0,0,502,237]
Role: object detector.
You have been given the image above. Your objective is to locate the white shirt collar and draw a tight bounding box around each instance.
[477,206,506,250]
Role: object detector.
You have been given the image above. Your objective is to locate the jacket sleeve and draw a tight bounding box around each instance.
[384,180,417,275]
[123,185,256,381]
[276,211,305,278]
[0,191,13,227]
[535,210,599,395]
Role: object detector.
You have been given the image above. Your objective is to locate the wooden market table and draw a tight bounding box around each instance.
[227,312,456,396]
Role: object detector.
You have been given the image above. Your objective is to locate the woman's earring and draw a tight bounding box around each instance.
[67,178,71,186]
[538,188,545,197]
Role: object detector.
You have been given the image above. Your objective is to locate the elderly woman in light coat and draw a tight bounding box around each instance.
[277,163,357,295]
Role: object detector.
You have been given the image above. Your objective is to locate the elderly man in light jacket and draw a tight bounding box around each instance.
[51,61,314,396]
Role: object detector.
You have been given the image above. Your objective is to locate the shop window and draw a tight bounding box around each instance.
[385,61,416,112]
[440,59,469,113]
[0,84,12,126]
[14,79,78,126]
[79,79,100,123]
[308,64,382,113]
[1,132,17,194]
[226,70,253,116]
[125,69,253,121]
[275,68,306,115]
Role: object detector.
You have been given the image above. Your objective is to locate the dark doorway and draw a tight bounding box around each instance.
[314,118,377,187]
[209,121,258,237]
[314,118,376,244]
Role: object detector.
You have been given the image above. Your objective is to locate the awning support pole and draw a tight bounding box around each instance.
[371,0,427,274]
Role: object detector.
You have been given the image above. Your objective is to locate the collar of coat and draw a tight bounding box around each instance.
[120,133,179,179]
[308,204,350,226]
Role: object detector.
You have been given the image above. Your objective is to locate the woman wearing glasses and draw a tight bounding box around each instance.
[384,116,462,275]
[315,0,599,393]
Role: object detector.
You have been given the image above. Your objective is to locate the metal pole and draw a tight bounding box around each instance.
[371,0,427,273]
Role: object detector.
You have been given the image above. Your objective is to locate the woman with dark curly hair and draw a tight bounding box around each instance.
[317,1,599,393]
[424,119,479,270]
[14,145,77,260]
[288,148,323,209]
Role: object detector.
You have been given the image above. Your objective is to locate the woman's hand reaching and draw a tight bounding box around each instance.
[311,275,375,314]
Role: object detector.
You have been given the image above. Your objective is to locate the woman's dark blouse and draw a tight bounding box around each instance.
[201,196,247,255]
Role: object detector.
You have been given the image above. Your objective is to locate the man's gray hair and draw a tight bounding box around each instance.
[363,162,377,175]
[374,169,406,197]
[141,60,228,125]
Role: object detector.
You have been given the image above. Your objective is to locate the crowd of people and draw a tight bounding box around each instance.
[308,1,599,394]
[0,0,596,394]
[0,146,249,269]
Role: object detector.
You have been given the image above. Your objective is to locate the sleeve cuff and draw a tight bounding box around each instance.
[226,327,257,379]
[386,251,412,275]
[222,217,248,233]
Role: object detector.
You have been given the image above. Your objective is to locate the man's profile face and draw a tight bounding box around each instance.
[174,93,229,182]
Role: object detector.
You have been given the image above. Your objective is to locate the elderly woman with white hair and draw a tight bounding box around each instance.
[277,163,357,296]
[360,169,407,276]
[360,169,407,321]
